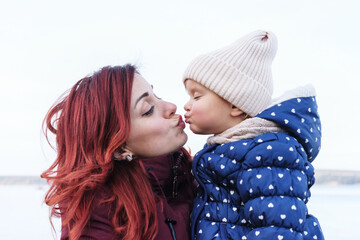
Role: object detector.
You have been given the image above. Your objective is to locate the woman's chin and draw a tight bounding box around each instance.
[173,133,188,152]
[180,132,188,145]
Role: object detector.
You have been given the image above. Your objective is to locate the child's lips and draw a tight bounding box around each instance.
[184,115,190,123]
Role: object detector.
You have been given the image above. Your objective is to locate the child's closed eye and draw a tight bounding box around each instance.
[193,92,201,100]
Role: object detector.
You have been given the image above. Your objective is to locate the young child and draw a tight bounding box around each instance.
[183,30,324,240]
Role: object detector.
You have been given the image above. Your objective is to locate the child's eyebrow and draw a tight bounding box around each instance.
[185,87,195,94]
[185,83,196,91]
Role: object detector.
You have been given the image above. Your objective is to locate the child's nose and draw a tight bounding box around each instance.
[184,100,191,112]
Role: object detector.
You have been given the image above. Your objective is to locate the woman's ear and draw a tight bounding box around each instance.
[230,105,245,117]
[114,146,135,161]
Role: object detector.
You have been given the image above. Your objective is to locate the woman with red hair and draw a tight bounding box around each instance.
[41,64,195,240]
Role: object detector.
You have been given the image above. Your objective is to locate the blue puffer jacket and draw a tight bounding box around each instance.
[191,86,324,240]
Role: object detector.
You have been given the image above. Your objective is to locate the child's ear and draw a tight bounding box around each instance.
[230,105,245,117]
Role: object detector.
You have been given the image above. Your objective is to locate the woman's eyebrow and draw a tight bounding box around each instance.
[134,92,149,108]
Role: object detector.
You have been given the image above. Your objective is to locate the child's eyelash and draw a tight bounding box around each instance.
[142,106,154,116]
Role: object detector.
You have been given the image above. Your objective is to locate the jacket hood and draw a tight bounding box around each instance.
[256,84,321,162]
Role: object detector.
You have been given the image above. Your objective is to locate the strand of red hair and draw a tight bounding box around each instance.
[41,65,158,240]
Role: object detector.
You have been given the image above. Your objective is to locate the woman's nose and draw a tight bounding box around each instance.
[163,101,177,118]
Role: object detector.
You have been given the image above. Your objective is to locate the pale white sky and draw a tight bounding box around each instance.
[0,0,359,175]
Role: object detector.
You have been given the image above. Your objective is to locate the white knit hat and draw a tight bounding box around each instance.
[183,30,277,117]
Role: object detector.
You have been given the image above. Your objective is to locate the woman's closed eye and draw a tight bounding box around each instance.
[142,106,154,116]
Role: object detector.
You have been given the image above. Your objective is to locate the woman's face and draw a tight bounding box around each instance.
[125,74,188,158]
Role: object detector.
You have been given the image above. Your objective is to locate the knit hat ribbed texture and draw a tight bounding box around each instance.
[183,30,277,116]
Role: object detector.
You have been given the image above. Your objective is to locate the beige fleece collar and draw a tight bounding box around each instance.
[207,117,284,145]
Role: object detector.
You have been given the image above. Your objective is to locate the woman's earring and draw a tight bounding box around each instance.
[125,154,133,162]
[113,146,134,162]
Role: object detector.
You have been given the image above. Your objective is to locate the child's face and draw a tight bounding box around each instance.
[184,79,235,135]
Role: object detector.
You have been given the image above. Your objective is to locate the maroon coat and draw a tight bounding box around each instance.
[142,151,195,240]
[61,151,195,240]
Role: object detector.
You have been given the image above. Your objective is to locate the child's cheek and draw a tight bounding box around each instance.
[192,102,206,118]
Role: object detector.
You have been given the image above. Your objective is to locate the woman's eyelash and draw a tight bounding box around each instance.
[142,106,154,116]
[154,94,162,100]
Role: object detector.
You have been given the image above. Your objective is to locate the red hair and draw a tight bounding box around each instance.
[41,65,158,240]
